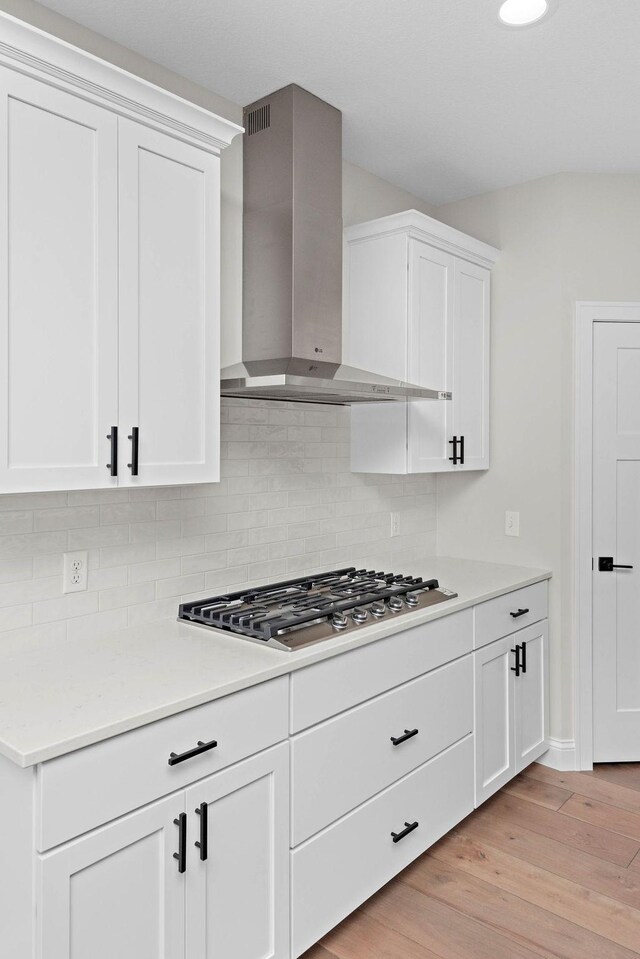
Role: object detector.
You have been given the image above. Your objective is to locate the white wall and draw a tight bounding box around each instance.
[434,173,640,744]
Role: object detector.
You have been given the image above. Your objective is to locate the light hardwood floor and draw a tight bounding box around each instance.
[302,763,640,959]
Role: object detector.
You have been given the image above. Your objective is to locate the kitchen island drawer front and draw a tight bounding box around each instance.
[291,655,472,845]
[474,581,548,649]
[291,735,474,958]
[36,676,288,852]
[290,608,472,733]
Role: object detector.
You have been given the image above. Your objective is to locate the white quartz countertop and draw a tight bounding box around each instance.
[0,557,550,767]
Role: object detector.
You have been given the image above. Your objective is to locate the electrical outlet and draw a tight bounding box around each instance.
[63,550,88,593]
[390,512,400,537]
[505,511,520,537]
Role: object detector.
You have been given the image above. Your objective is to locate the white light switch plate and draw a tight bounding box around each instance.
[505,511,520,537]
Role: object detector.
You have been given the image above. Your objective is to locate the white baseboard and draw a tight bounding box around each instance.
[538,738,578,771]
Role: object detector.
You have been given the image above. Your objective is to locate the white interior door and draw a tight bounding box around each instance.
[0,68,118,492]
[118,118,220,487]
[593,321,640,760]
[38,793,186,959]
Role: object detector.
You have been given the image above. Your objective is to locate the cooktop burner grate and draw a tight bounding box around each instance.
[178,567,454,650]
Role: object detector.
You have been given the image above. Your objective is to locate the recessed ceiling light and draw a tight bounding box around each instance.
[498,0,550,26]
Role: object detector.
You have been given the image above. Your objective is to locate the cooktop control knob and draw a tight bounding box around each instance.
[405,592,419,607]
[331,612,348,630]
[388,595,403,612]
[351,607,368,624]
[370,601,386,618]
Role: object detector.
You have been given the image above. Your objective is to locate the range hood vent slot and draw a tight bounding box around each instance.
[245,103,270,136]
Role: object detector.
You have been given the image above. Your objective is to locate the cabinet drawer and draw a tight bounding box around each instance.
[36,676,288,851]
[291,655,472,845]
[474,581,548,649]
[290,609,472,732]
[291,735,474,958]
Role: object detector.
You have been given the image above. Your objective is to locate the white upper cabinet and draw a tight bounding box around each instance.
[0,70,119,492]
[0,14,240,493]
[345,210,498,474]
[118,121,220,487]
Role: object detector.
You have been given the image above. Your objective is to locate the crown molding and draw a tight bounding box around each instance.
[0,11,243,153]
[345,208,500,270]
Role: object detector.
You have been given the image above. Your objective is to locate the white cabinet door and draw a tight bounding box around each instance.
[474,633,517,806]
[515,621,549,772]
[186,743,289,959]
[451,259,490,470]
[38,793,186,959]
[0,69,118,492]
[407,240,455,472]
[118,119,220,487]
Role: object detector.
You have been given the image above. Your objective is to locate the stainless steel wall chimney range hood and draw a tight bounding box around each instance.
[220,84,450,406]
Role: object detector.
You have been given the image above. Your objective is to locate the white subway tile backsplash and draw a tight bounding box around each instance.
[126,597,177,627]
[68,525,128,550]
[99,582,155,612]
[0,575,60,608]
[0,557,33,583]
[156,572,204,599]
[0,531,67,557]
[0,399,437,645]
[99,542,156,569]
[181,550,228,575]
[87,566,128,591]
[33,591,98,624]
[129,520,182,542]
[157,535,206,559]
[0,492,68,512]
[100,502,157,526]
[0,511,33,534]
[128,558,181,585]
[33,506,99,531]
[0,603,32,632]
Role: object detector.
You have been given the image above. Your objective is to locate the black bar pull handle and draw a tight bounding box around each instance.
[390,728,419,746]
[195,802,208,861]
[511,644,521,677]
[598,556,633,571]
[448,436,459,465]
[521,640,527,675]
[510,608,530,619]
[173,812,187,874]
[391,820,419,843]
[168,738,218,767]
[106,426,118,476]
[127,426,139,476]
[459,434,465,466]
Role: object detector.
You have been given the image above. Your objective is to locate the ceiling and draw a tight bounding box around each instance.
[36,0,640,204]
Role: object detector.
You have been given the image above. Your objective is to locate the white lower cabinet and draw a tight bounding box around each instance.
[37,744,289,959]
[185,745,289,959]
[291,736,474,958]
[474,620,549,806]
[4,582,549,959]
[38,792,186,959]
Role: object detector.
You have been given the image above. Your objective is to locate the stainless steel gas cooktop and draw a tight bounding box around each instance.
[178,567,457,652]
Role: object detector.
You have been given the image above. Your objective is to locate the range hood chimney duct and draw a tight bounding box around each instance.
[220,84,449,405]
